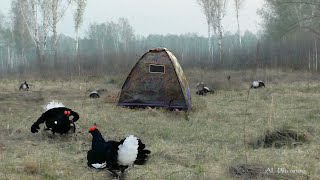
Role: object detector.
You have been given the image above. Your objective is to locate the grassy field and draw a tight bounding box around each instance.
[0,69,319,180]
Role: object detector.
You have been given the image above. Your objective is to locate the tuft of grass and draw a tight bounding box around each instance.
[23,159,39,174]
[249,127,312,148]
[228,163,268,179]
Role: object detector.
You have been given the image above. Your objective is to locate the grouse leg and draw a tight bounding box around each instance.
[71,122,76,133]
[107,169,120,178]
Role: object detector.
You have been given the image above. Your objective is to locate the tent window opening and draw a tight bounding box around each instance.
[149,64,165,73]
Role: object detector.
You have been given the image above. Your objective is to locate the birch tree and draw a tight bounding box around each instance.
[18,0,42,63]
[197,0,214,63]
[38,0,72,67]
[73,0,87,76]
[118,17,134,53]
[17,0,50,65]
[12,0,33,66]
[73,0,86,57]
[211,0,227,64]
[39,0,50,56]
[234,0,244,48]
[259,0,320,71]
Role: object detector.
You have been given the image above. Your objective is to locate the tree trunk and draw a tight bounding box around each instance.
[308,49,311,71]
[207,21,213,64]
[102,38,105,61]
[315,39,318,71]
[236,7,241,48]
[52,0,58,69]
[76,31,81,77]
[7,46,10,71]
[0,49,3,72]
[218,20,223,65]
[42,12,48,59]
[31,0,43,66]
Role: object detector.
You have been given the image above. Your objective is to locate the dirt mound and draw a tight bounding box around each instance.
[105,95,118,103]
[229,163,268,179]
[249,128,311,148]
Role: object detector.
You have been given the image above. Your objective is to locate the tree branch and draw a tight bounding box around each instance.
[18,2,37,47]
[280,24,320,39]
[288,15,320,29]
[300,26,320,37]
[276,1,320,7]
[56,0,72,22]
[279,15,320,38]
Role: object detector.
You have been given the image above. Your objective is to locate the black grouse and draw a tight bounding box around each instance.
[251,80,265,89]
[196,82,214,96]
[31,102,79,134]
[19,81,29,91]
[89,91,100,98]
[87,125,151,177]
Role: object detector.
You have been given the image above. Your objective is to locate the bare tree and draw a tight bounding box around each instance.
[73,0,87,76]
[234,0,244,48]
[211,0,227,64]
[17,0,50,65]
[197,0,214,63]
[118,17,134,53]
[40,0,72,67]
[12,0,30,66]
[18,0,42,63]
[39,0,50,57]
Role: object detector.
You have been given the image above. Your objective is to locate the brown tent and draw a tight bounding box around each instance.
[117,48,191,110]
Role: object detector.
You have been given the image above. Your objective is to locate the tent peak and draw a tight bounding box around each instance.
[149,47,168,52]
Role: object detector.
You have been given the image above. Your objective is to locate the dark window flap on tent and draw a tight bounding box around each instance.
[117,47,191,111]
[149,64,165,73]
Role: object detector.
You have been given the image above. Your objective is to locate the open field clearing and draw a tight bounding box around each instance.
[0,70,319,179]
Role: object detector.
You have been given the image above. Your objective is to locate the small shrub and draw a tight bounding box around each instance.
[249,128,311,148]
[229,163,268,179]
[23,160,38,174]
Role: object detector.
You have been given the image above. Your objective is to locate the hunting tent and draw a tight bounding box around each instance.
[117,48,191,110]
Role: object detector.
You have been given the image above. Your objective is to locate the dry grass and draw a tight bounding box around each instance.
[0,69,319,179]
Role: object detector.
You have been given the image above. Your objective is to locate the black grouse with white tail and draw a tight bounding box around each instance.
[19,81,29,91]
[30,101,79,134]
[196,82,214,96]
[251,80,265,89]
[89,91,100,98]
[87,125,151,177]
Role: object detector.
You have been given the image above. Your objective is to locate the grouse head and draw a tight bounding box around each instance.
[88,124,100,135]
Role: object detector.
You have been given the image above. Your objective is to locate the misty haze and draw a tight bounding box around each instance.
[0,0,318,179]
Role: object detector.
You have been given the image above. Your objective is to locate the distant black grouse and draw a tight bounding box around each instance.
[31,103,79,134]
[87,125,151,177]
[196,82,214,96]
[251,80,265,89]
[89,91,100,98]
[19,81,29,91]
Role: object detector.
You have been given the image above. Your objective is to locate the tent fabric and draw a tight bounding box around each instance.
[117,48,191,110]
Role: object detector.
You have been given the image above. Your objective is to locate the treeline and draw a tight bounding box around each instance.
[0,0,319,78]
[0,16,262,76]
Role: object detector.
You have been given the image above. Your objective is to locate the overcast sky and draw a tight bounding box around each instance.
[0,0,263,37]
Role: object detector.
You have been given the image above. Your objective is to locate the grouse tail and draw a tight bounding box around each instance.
[134,139,151,165]
[117,135,139,166]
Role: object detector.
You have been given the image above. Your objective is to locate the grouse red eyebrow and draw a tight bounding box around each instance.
[89,125,97,131]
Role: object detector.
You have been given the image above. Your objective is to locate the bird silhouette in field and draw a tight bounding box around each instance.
[31,101,79,135]
[251,80,265,89]
[19,81,29,91]
[87,124,151,178]
[196,82,214,96]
